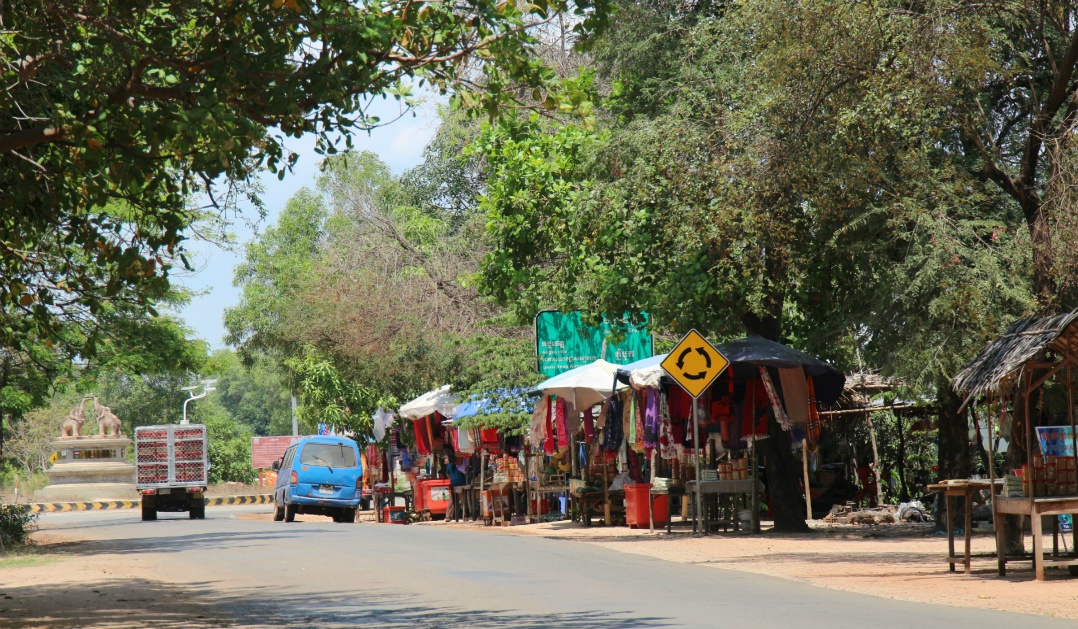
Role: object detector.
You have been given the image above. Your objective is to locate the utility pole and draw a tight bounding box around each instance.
[291,394,298,436]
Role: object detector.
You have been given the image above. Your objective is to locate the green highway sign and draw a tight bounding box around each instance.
[535,310,653,377]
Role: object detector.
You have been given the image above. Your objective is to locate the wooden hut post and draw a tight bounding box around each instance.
[802,439,812,520]
[866,411,883,505]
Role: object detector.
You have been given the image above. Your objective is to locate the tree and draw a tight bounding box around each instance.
[205,350,292,437]
[2,0,610,367]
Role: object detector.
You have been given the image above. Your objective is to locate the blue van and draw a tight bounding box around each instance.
[273,435,363,523]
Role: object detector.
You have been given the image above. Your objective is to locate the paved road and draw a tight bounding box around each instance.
[21,508,1075,628]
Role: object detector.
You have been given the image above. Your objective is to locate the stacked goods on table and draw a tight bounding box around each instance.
[717,457,749,480]
[1002,474,1024,498]
[492,455,524,484]
[1022,456,1078,497]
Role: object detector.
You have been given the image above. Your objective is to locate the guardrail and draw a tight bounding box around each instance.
[26,494,273,513]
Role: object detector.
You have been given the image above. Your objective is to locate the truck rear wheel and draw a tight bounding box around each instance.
[141,497,157,521]
[189,495,206,519]
[285,504,297,522]
[273,502,285,521]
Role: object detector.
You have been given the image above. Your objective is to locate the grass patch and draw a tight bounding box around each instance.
[0,546,67,569]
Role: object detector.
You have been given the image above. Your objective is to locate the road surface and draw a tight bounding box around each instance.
[6,507,1073,628]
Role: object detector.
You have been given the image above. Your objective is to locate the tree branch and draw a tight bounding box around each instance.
[0,126,65,153]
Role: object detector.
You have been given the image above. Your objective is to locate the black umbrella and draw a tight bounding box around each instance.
[717,335,845,405]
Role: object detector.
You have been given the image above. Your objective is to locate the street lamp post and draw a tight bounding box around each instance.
[181,379,218,424]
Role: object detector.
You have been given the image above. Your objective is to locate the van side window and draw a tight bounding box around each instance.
[282,446,296,469]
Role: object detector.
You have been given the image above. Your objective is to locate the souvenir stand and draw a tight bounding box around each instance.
[530,360,629,527]
[616,337,845,535]
[954,313,1078,580]
[397,385,461,522]
[450,392,534,525]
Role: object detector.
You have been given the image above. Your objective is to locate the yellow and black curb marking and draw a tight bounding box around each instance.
[28,494,273,514]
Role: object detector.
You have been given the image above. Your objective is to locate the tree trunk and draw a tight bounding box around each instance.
[934,378,972,531]
[1025,200,1059,311]
[760,409,810,532]
[897,412,910,502]
[1000,377,1032,555]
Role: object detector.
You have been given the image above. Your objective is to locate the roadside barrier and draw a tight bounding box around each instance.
[26,494,273,514]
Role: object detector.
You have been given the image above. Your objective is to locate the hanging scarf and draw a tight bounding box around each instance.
[603,395,625,451]
[659,391,677,460]
[633,390,646,452]
[544,396,556,454]
[806,376,821,445]
[528,396,550,448]
[643,388,659,448]
[555,397,570,451]
[625,390,636,446]
[583,406,595,442]
[759,366,792,431]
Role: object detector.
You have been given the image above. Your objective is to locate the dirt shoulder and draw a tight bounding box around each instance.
[0,533,231,629]
[475,519,1078,620]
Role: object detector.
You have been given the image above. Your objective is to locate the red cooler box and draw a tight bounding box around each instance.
[625,483,668,529]
[425,479,451,516]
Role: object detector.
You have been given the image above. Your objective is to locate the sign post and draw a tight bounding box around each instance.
[661,330,729,535]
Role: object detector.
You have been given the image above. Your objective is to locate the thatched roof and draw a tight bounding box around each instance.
[952,311,1078,399]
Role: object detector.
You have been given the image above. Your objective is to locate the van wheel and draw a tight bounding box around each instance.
[359,498,371,511]
[333,508,355,523]
[141,497,157,521]
[273,502,285,522]
[285,504,297,522]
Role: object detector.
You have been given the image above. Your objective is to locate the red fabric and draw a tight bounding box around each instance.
[806,377,821,445]
[544,396,556,455]
[741,379,770,439]
[556,397,570,450]
[669,387,691,446]
[583,407,595,442]
[413,416,432,455]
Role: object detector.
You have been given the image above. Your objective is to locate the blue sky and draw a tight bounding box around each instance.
[170,98,443,349]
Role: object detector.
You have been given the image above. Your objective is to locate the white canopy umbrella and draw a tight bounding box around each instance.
[535,359,626,409]
[398,385,461,420]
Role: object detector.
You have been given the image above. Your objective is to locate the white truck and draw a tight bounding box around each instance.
[135,424,209,521]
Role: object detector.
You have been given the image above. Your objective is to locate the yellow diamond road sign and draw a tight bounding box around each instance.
[661,329,729,399]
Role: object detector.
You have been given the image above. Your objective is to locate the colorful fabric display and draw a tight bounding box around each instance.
[544,396,556,454]
[583,406,595,442]
[644,388,659,448]
[413,416,433,455]
[759,366,792,431]
[740,378,770,440]
[603,395,624,451]
[658,391,677,460]
[555,397,570,451]
[806,376,822,445]
[778,366,809,424]
[528,396,550,449]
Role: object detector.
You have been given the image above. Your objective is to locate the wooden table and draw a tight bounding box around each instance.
[995,495,1078,580]
[572,489,625,527]
[686,479,763,534]
[927,480,999,574]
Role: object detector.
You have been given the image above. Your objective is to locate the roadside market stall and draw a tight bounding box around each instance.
[615,336,845,534]
[953,312,1078,580]
[529,359,628,526]
[396,385,461,521]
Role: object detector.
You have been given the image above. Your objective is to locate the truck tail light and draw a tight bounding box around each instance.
[290,471,298,485]
[141,489,156,496]
[356,477,363,489]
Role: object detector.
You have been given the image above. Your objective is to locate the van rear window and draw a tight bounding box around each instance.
[300,443,357,468]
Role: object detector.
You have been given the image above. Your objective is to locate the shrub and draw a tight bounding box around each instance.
[0,504,37,550]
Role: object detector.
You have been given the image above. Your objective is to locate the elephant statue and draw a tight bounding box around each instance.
[97,404,123,438]
[59,405,85,439]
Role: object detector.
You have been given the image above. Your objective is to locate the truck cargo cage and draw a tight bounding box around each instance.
[135,424,208,488]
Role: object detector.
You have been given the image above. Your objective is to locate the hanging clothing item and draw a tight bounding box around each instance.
[596,401,608,430]
[623,391,634,446]
[633,390,646,452]
[555,397,570,451]
[456,427,475,454]
[669,386,690,447]
[759,366,792,431]
[583,407,595,442]
[658,391,677,460]
[603,395,625,451]
[528,396,550,449]
[806,376,822,445]
[544,396,556,455]
[643,389,659,448]
[741,378,770,441]
[778,367,809,424]
[413,416,433,455]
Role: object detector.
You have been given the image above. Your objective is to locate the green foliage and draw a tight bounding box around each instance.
[205,350,291,437]
[198,403,256,485]
[0,504,36,550]
[284,347,382,439]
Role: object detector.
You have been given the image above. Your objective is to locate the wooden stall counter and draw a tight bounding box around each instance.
[926,479,1000,574]
[995,495,1078,580]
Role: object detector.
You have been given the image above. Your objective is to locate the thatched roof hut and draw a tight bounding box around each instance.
[953,312,1078,404]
